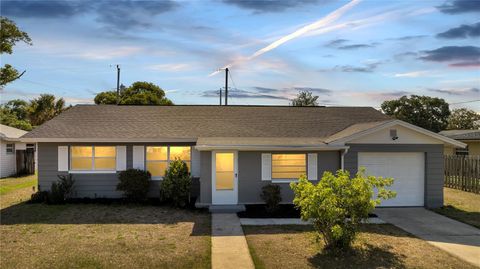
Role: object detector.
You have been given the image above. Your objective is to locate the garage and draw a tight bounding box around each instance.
[358,152,425,207]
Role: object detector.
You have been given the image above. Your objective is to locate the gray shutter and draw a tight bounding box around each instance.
[116,146,127,171]
[307,153,318,180]
[58,146,68,171]
[132,146,145,170]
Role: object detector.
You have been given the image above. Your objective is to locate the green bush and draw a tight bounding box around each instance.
[48,174,75,204]
[160,159,191,208]
[29,191,49,203]
[117,169,151,202]
[260,184,282,213]
[290,169,396,251]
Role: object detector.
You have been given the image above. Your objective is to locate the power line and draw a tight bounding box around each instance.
[450,99,480,105]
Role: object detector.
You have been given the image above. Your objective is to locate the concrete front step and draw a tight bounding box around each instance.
[209,205,246,213]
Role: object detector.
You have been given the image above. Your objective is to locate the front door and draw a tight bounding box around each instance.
[212,151,238,205]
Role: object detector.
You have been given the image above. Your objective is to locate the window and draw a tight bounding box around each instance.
[70,146,116,171]
[26,144,35,151]
[146,146,191,178]
[271,154,306,180]
[6,144,14,154]
[456,146,469,156]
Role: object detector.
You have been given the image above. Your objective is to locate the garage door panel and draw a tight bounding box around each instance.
[358,152,424,207]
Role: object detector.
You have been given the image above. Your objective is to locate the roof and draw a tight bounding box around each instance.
[439,129,480,141]
[0,124,28,141]
[22,105,392,141]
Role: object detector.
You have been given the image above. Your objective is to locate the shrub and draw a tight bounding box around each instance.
[48,174,75,204]
[290,169,396,251]
[30,191,49,203]
[260,184,282,213]
[117,169,151,202]
[160,158,191,208]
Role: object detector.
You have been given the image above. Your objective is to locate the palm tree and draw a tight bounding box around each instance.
[28,94,65,126]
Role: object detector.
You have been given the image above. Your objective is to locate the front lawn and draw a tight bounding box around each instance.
[243,224,476,269]
[0,174,37,195]
[0,176,211,269]
[432,187,480,229]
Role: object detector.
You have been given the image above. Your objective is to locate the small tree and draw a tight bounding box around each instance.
[160,159,191,208]
[447,108,480,130]
[290,169,395,251]
[260,184,282,213]
[48,174,75,204]
[291,90,319,106]
[117,169,151,202]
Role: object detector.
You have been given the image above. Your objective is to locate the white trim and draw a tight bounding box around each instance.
[261,153,272,181]
[58,146,69,171]
[271,179,298,183]
[20,137,197,143]
[340,148,349,170]
[329,120,467,148]
[196,145,348,151]
[69,171,117,174]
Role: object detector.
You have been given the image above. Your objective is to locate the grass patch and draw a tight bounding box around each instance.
[432,187,480,229]
[0,174,37,195]
[0,175,211,269]
[243,224,476,269]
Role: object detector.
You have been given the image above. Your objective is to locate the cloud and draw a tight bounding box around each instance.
[320,61,383,73]
[338,44,374,50]
[387,35,427,41]
[325,39,376,50]
[73,46,144,60]
[0,0,88,18]
[222,0,319,13]
[252,87,279,93]
[345,90,411,101]
[394,71,432,78]
[437,22,480,39]
[437,0,480,14]
[293,87,332,94]
[325,39,349,47]
[419,46,480,67]
[428,87,480,96]
[1,0,178,30]
[146,63,193,72]
[202,88,290,100]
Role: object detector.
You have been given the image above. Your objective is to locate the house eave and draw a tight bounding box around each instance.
[20,137,198,143]
[195,145,349,151]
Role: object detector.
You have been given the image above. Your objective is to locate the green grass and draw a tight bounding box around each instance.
[0,174,37,195]
[433,187,480,229]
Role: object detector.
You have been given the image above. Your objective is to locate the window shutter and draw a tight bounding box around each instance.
[58,146,68,171]
[261,153,272,181]
[116,146,127,171]
[132,146,145,170]
[307,153,318,180]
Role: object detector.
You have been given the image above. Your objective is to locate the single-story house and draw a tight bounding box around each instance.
[1,124,37,178]
[440,130,480,156]
[21,105,465,208]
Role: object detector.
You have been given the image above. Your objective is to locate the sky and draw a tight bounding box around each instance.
[0,0,479,111]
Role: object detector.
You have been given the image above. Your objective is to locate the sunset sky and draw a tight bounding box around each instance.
[1,0,479,111]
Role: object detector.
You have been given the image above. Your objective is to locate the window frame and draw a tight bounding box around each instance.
[455,146,469,156]
[6,144,15,154]
[145,146,192,180]
[69,146,117,173]
[270,153,307,182]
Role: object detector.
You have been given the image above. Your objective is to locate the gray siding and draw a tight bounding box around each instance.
[38,142,195,199]
[344,144,444,208]
[237,151,340,204]
[199,151,212,204]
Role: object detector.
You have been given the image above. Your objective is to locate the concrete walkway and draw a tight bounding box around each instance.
[211,213,255,269]
[376,208,480,267]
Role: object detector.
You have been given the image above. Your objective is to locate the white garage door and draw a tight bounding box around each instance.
[358,152,425,207]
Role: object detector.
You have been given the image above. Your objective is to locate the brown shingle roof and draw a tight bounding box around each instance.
[22,105,391,140]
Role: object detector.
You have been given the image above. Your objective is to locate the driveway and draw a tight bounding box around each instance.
[376,208,480,267]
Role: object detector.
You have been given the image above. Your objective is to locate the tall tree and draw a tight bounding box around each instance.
[94,81,173,105]
[381,95,450,132]
[29,94,65,126]
[291,90,319,106]
[0,100,32,131]
[447,108,480,130]
[0,17,32,86]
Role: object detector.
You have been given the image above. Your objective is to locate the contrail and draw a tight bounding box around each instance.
[209,0,361,76]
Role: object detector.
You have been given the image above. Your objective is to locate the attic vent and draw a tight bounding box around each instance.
[390,129,398,140]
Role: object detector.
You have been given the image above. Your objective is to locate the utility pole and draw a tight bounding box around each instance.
[225,68,229,106]
[116,64,121,105]
[219,88,222,106]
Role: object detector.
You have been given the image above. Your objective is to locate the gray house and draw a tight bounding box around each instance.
[21,105,465,208]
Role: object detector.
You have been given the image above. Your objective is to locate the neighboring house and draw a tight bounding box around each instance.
[440,130,480,156]
[0,124,37,178]
[21,105,464,208]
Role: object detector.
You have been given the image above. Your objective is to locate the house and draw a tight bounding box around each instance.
[0,124,37,178]
[440,130,480,156]
[21,105,465,208]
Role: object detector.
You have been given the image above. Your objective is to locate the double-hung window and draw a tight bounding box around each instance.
[146,146,191,178]
[271,154,306,180]
[70,146,116,171]
[6,144,14,154]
